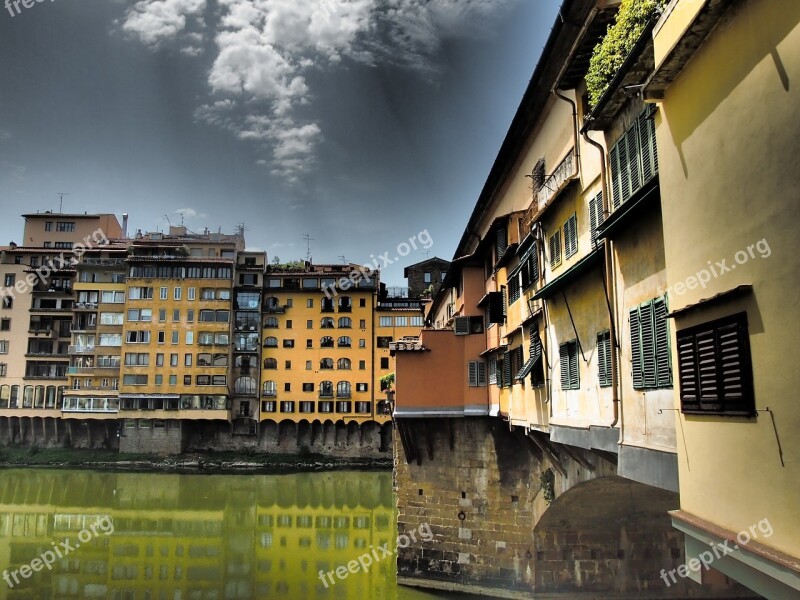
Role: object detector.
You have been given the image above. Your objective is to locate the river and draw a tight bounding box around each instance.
[0,469,461,600]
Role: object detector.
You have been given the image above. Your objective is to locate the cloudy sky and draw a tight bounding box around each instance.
[0,0,559,285]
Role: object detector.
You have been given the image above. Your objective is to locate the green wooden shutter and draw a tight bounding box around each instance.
[696,330,719,408]
[589,192,604,245]
[569,341,579,389]
[564,214,578,258]
[559,343,570,389]
[496,227,508,261]
[654,297,671,386]
[638,111,658,182]
[597,331,611,387]
[501,287,507,321]
[549,231,561,267]
[626,122,642,196]
[609,145,622,210]
[677,333,700,411]
[640,301,657,387]
[630,308,643,389]
[477,361,487,387]
[503,351,511,387]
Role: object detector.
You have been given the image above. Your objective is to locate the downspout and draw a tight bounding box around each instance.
[553,90,580,171]
[582,130,621,431]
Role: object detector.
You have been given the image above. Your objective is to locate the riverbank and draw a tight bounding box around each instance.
[0,447,393,473]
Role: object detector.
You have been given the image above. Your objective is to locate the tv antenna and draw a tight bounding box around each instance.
[338,255,347,265]
[303,234,314,262]
[56,192,70,213]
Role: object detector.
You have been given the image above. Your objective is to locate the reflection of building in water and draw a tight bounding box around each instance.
[0,470,395,600]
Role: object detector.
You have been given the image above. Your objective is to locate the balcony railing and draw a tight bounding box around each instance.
[68,345,96,354]
[67,366,120,374]
[536,148,576,211]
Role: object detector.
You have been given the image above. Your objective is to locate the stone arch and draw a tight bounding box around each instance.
[532,476,686,596]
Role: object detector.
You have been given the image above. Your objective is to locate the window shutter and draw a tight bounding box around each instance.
[488,355,498,385]
[501,287,507,321]
[640,301,657,387]
[626,122,641,196]
[454,316,470,336]
[468,361,478,387]
[488,292,504,324]
[638,111,658,182]
[564,214,578,258]
[549,231,561,267]
[718,321,748,409]
[630,308,643,388]
[654,297,671,386]
[597,331,611,387]
[503,351,511,387]
[496,354,504,387]
[617,133,631,205]
[496,227,508,262]
[609,145,622,210]
[477,361,487,386]
[559,343,570,389]
[530,247,539,283]
[677,334,700,411]
[569,341,579,389]
[590,192,603,245]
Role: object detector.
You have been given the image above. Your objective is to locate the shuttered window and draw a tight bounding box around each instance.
[468,361,487,387]
[559,340,579,390]
[496,353,505,388]
[677,312,754,416]
[597,330,612,387]
[564,214,578,258]
[516,324,544,385]
[520,248,539,290]
[488,354,498,385]
[549,230,561,268]
[630,297,671,389]
[488,292,505,324]
[502,351,512,388]
[508,273,521,305]
[589,192,604,245]
[610,107,659,210]
[496,227,508,263]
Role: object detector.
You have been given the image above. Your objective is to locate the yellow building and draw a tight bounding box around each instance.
[644,0,800,595]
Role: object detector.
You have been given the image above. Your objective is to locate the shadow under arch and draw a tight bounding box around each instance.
[532,476,690,596]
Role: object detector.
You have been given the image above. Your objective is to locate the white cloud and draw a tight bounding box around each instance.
[174,207,208,220]
[123,0,514,180]
[123,0,206,46]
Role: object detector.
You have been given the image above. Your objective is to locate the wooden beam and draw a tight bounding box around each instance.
[559,442,595,471]
[528,431,567,477]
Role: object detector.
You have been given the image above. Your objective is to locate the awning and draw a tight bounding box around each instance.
[532,249,603,301]
[596,177,660,240]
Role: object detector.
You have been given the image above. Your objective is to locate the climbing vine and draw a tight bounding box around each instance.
[540,468,556,505]
[586,0,668,109]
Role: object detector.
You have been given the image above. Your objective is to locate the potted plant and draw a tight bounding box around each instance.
[380,372,395,402]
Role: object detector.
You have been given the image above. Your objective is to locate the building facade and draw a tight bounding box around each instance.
[0,217,424,458]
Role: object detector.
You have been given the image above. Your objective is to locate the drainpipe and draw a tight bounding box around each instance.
[582,130,621,431]
[553,90,580,172]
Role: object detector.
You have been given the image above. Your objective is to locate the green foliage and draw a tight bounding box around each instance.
[380,372,395,391]
[586,0,668,109]
[540,468,556,505]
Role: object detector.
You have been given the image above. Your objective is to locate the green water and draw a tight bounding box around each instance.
[0,469,455,600]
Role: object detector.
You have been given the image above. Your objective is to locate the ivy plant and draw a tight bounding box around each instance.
[586,0,668,109]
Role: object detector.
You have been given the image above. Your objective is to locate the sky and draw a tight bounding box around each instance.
[0,0,561,286]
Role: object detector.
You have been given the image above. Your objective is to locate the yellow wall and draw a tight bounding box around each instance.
[656,0,800,558]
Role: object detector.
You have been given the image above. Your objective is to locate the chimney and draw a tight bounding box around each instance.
[122,213,129,238]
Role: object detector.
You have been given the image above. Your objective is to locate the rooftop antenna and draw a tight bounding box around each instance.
[56,192,70,213]
[303,234,314,262]
[338,255,347,265]
[424,251,431,260]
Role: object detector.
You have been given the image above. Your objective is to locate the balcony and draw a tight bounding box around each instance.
[74,303,99,311]
[67,366,120,375]
[535,148,577,215]
[68,345,96,354]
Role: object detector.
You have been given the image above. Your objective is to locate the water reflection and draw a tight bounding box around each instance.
[0,469,442,600]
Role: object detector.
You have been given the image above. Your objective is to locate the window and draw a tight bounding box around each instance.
[101,290,125,303]
[424,272,431,283]
[262,381,277,396]
[0,364,6,376]
[56,221,76,232]
[44,221,52,231]
[395,316,408,327]
[320,381,333,397]
[284,360,291,369]
[609,106,658,210]
[359,298,366,307]
[188,287,196,300]
[302,383,314,392]
[559,340,579,390]
[156,353,164,367]
[126,331,151,343]
[124,353,149,366]
[173,309,180,322]
[337,358,351,370]
[158,331,166,344]
[564,214,578,258]
[320,336,334,348]
[321,317,334,328]
[155,374,163,386]
[410,316,424,327]
[186,331,194,345]
[337,336,351,348]
[379,316,392,327]
[320,358,334,370]
[380,357,389,369]
[377,337,391,349]
[338,317,352,328]
[170,354,178,367]
[307,299,314,308]
[264,317,279,328]
[171,331,179,344]
[284,382,291,392]
[264,337,278,348]
[100,312,124,325]
[306,360,312,370]
[676,312,754,416]
[589,191,604,245]
[338,297,352,311]
[129,287,154,300]
[488,354,498,385]
[127,309,151,322]
[123,374,148,386]
[187,309,194,322]
[185,353,192,367]
[283,339,294,348]
[159,309,166,322]
[2,297,11,309]
[630,297,671,389]
[508,273,520,305]
[160,287,168,300]
[468,361,487,387]
[359,339,366,348]
[3,274,13,287]
[0,341,7,354]
[549,230,562,268]
[597,331,612,387]
[359,360,366,370]
[280,401,295,413]
[337,381,351,398]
